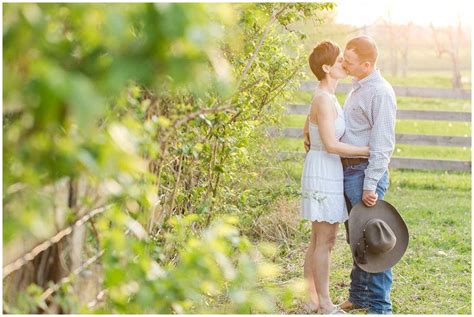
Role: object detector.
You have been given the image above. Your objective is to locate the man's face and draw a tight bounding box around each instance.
[342,48,365,78]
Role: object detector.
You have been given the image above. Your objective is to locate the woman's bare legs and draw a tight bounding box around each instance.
[303,226,319,310]
[312,220,339,313]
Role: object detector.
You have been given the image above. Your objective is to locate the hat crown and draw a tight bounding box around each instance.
[364,218,396,254]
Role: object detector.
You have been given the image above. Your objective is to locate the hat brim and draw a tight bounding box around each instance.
[349,200,409,273]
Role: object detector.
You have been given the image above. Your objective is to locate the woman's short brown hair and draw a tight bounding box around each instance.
[308,41,341,81]
[345,36,378,64]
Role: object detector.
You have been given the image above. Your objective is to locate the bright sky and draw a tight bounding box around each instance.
[335,0,472,27]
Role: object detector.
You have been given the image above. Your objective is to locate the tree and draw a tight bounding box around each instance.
[399,22,413,78]
[430,19,464,89]
[382,13,399,77]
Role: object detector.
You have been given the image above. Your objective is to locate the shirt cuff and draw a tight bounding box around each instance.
[363,178,378,192]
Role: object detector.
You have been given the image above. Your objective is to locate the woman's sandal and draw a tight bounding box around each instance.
[302,301,318,314]
[318,305,348,315]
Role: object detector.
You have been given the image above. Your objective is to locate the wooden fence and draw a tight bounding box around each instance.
[300,81,472,100]
[3,178,110,312]
[277,95,471,172]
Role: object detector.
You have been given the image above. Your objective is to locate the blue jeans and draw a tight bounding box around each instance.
[343,162,392,314]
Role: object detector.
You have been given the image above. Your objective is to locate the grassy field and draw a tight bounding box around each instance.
[261,72,472,314]
[275,137,471,161]
[264,160,471,314]
[300,70,472,89]
[383,70,471,88]
[292,91,472,112]
[283,116,471,136]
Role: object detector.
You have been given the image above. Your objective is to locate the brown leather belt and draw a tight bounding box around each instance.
[341,157,369,168]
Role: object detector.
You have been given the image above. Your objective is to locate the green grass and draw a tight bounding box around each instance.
[275,138,472,161]
[396,96,472,112]
[301,70,472,89]
[291,91,471,112]
[275,160,471,193]
[387,188,470,314]
[384,70,472,88]
[282,115,471,137]
[394,120,469,137]
[268,161,471,314]
[393,144,471,161]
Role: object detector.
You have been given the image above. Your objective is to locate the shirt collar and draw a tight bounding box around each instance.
[352,69,381,90]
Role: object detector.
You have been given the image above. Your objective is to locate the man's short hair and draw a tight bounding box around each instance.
[345,36,378,64]
[308,40,341,81]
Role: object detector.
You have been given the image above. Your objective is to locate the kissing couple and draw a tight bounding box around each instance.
[300,35,407,314]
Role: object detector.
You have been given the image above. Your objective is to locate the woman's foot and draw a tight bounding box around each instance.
[318,305,347,314]
[302,300,319,313]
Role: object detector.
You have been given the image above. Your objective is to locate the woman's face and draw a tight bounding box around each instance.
[327,53,348,80]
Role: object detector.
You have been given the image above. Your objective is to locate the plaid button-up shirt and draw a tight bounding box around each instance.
[341,69,397,191]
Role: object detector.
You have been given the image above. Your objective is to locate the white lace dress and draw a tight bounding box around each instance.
[300,92,348,224]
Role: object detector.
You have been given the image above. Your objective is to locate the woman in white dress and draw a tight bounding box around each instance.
[301,41,369,314]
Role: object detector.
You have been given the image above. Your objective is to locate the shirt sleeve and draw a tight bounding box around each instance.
[363,92,397,191]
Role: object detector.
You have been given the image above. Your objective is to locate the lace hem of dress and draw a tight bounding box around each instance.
[301,214,349,224]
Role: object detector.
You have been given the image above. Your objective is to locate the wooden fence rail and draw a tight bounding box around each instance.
[275,103,472,172]
[2,204,111,279]
[273,127,471,147]
[299,81,472,100]
[285,104,472,122]
[277,152,471,172]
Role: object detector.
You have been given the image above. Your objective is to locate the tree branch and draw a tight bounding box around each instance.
[234,4,290,90]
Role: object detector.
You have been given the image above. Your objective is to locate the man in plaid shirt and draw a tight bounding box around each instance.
[339,36,397,314]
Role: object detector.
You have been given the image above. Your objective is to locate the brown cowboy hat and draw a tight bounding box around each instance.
[349,200,409,273]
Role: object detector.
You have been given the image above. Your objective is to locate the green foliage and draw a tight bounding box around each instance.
[3,2,336,313]
[91,210,289,313]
